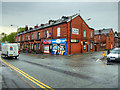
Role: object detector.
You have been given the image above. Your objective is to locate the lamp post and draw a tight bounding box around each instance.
[81,18,91,53]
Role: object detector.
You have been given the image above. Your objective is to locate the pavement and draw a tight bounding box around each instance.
[0,51,119,89]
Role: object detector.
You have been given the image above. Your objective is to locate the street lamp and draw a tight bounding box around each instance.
[81,18,91,53]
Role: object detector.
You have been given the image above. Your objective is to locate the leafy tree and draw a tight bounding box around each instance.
[17,27,25,33]
[1,32,17,43]
[7,32,17,43]
[1,34,8,42]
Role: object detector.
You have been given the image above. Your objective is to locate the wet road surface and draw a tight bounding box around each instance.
[0,51,119,88]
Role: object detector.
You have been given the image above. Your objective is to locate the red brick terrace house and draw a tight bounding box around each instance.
[118,32,120,47]
[114,32,119,48]
[15,13,95,55]
[94,28,115,50]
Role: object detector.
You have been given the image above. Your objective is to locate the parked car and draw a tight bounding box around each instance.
[1,43,19,59]
[107,48,120,62]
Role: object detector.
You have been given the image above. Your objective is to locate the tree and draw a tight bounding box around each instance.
[1,34,8,42]
[17,27,26,33]
[7,32,17,43]
[1,32,17,43]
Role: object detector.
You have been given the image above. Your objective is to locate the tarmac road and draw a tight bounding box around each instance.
[0,51,119,89]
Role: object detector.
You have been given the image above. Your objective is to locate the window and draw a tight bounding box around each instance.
[53,44,57,50]
[31,34,33,40]
[38,43,40,50]
[28,35,30,40]
[36,44,37,50]
[32,44,33,49]
[91,31,93,38]
[46,30,49,38]
[18,36,20,41]
[99,35,100,40]
[57,27,60,37]
[84,44,86,50]
[26,35,28,40]
[38,32,40,39]
[22,36,24,41]
[91,42,93,49]
[84,30,86,37]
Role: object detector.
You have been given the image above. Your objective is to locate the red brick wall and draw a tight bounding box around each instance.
[15,15,95,55]
[94,35,99,43]
[94,29,115,50]
[67,16,94,54]
[109,30,114,49]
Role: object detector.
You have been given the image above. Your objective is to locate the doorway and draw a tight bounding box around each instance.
[87,45,89,52]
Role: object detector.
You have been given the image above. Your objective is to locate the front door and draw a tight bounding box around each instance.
[87,45,89,52]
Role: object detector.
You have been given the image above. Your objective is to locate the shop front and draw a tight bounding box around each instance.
[52,38,67,55]
[43,40,52,54]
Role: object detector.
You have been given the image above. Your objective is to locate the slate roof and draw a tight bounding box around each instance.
[94,28,112,35]
[17,13,94,36]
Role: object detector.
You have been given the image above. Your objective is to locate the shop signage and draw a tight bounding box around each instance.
[43,40,51,44]
[52,38,66,44]
[56,39,61,43]
[72,28,79,35]
[49,33,51,37]
[71,39,79,43]
[44,45,49,53]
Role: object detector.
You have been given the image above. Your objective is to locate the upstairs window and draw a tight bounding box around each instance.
[22,36,24,41]
[46,30,49,38]
[31,34,33,40]
[99,35,100,40]
[57,27,60,37]
[26,35,28,40]
[91,31,93,38]
[38,32,40,39]
[84,30,86,37]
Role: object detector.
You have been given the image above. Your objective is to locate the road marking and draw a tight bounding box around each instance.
[1,58,53,89]
[7,67,36,88]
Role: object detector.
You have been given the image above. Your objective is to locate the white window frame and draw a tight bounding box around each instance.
[38,32,40,39]
[57,27,60,37]
[47,30,49,38]
[84,30,86,37]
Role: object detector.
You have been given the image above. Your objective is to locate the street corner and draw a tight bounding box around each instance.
[100,56,107,61]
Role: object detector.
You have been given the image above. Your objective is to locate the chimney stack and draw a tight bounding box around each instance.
[25,25,28,31]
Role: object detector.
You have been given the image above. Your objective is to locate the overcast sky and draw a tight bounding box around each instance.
[1,1,119,34]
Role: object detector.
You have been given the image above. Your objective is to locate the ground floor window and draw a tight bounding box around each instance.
[53,44,57,51]
[44,45,49,53]
[60,44,65,51]
[22,45,23,49]
[91,42,93,49]
[84,44,86,50]
[32,44,33,50]
[38,43,40,50]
